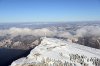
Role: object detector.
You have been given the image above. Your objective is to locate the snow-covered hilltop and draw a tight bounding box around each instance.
[11,37,100,66]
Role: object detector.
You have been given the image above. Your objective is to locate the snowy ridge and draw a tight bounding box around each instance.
[11,38,100,66]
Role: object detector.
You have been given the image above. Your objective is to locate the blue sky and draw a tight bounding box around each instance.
[0,0,100,23]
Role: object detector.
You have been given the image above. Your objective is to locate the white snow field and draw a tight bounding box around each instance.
[11,37,100,66]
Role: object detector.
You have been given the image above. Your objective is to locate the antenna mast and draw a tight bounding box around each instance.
[44,32,46,38]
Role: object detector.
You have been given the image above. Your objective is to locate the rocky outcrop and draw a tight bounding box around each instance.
[11,38,100,66]
[0,35,42,50]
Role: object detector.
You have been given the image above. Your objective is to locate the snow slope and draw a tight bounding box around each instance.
[11,37,100,66]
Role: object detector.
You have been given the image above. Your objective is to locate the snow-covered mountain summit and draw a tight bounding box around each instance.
[11,37,100,66]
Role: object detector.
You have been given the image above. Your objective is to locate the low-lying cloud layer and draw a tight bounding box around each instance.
[75,26,100,38]
[0,26,100,39]
[0,27,57,37]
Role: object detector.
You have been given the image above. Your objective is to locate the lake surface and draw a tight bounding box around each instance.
[0,48,32,66]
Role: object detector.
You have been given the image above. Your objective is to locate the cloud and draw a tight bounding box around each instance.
[75,26,100,38]
[0,27,57,37]
[0,26,100,40]
[57,31,73,38]
[32,28,56,37]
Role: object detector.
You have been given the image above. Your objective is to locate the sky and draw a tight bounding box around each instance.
[0,0,100,23]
